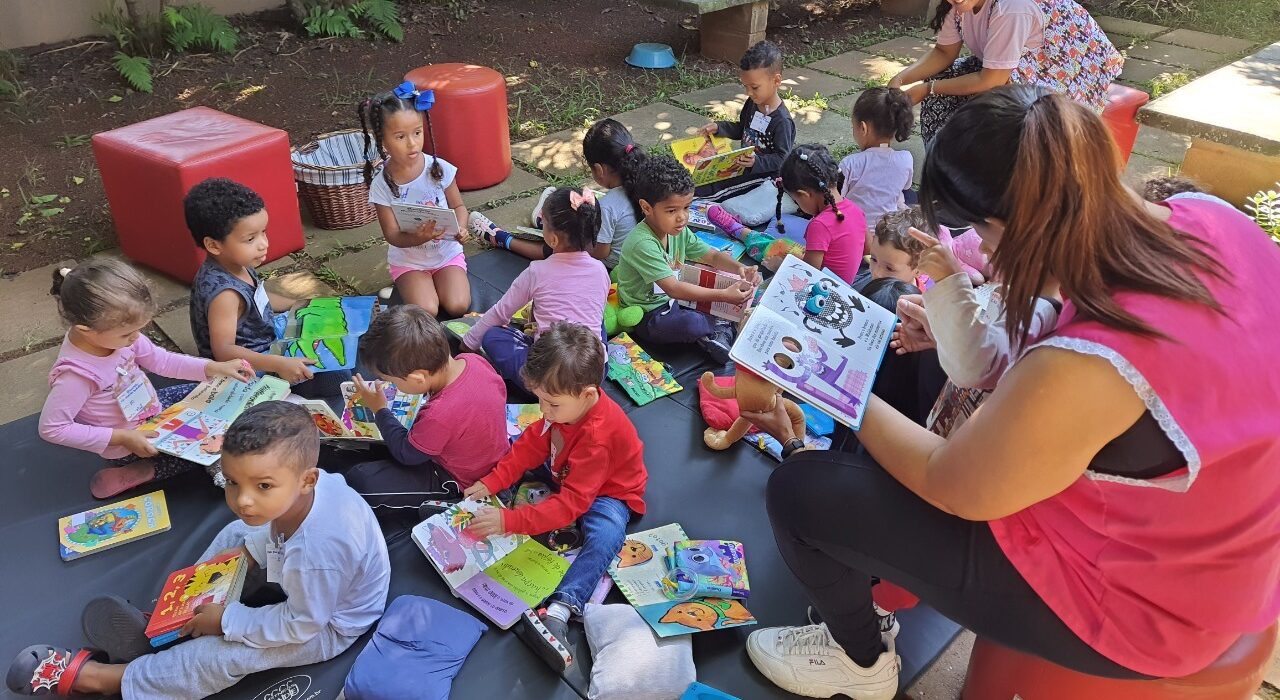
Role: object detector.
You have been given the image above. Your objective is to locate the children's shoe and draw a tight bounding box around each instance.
[469,211,510,249]
[89,462,156,500]
[6,644,104,696]
[707,204,748,239]
[531,186,556,229]
[81,596,152,663]
[378,286,394,301]
[514,608,573,672]
[696,320,735,366]
[806,605,899,641]
[746,622,900,700]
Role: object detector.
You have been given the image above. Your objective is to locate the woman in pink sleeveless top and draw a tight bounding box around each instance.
[739,86,1280,700]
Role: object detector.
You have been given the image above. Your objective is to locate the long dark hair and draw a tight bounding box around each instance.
[542,187,602,252]
[777,144,843,234]
[583,118,647,221]
[928,0,953,32]
[920,86,1224,346]
[357,91,443,199]
[853,87,914,142]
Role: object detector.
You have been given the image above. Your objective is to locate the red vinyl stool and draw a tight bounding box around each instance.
[1102,83,1151,165]
[92,106,304,284]
[961,623,1277,700]
[403,63,511,191]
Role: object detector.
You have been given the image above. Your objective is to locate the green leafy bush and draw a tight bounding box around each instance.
[296,0,404,41]
[163,5,239,53]
[95,1,237,94]
[1246,183,1280,245]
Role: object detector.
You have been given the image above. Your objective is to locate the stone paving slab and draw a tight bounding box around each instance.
[0,346,59,425]
[512,103,705,179]
[1156,28,1254,55]
[264,270,336,300]
[1127,40,1222,72]
[322,245,389,296]
[95,250,190,309]
[303,221,383,259]
[674,82,752,121]
[780,68,861,100]
[904,630,974,699]
[864,36,936,62]
[153,307,198,356]
[807,50,909,85]
[1119,57,1187,86]
[900,134,927,185]
[1095,16,1168,39]
[791,106,857,153]
[463,166,548,207]
[1133,125,1192,164]
[0,259,75,355]
[1121,152,1176,189]
[476,195,542,233]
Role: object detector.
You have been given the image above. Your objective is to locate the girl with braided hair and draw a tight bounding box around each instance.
[358,82,472,318]
[776,145,867,284]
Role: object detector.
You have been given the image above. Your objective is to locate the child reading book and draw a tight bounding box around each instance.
[776,144,867,284]
[186,177,351,402]
[839,87,916,235]
[359,82,472,317]
[462,187,610,392]
[697,40,796,185]
[613,156,760,364]
[462,323,647,671]
[8,402,390,700]
[40,259,253,499]
[345,305,510,509]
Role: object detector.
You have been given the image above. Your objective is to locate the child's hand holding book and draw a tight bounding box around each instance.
[469,506,506,538]
[351,374,389,413]
[205,358,254,383]
[463,482,491,500]
[718,281,754,305]
[179,603,225,639]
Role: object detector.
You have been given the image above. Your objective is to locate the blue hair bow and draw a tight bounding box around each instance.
[392,81,435,111]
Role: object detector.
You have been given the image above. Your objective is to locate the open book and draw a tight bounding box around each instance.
[730,256,894,430]
[59,490,171,561]
[608,523,755,637]
[269,296,378,372]
[135,375,290,466]
[412,499,569,629]
[295,382,424,442]
[390,202,461,239]
[671,135,754,186]
[676,263,757,322]
[145,549,251,647]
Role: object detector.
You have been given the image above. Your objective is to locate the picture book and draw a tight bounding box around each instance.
[694,228,746,261]
[412,499,570,629]
[390,202,461,239]
[675,263,757,322]
[741,430,831,461]
[608,523,756,638]
[672,540,750,598]
[145,549,251,646]
[295,383,424,441]
[730,255,895,430]
[605,333,682,406]
[136,375,290,466]
[58,490,171,561]
[513,226,546,241]
[269,296,378,372]
[505,403,543,439]
[671,135,754,187]
[688,201,714,231]
[443,312,483,344]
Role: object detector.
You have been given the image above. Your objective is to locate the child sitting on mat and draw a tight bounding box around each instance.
[463,323,647,672]
[359,82,472,317]
[775,144,867,284]
[344,305,509,509]
[39,259,252,499]
[839,87,916,237]
[613,155,760,364]
[9,402,391,700]
[462,187,610,393]
[867,207,933,290]
[697,40,796,187]
[187,178,350,403]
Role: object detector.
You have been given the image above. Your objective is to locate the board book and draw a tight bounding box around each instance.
[688,201,714,231]
[608,523,756,637]
[58,490,171,561]
[605,333,682,406]
[412,499,569,629]
[676,263,757,322]
[505,403,543,439]
[730,255,894,430]
[135,375,290,466]
[694,228,746,261]
[269,296,378,372]
[389,202,461,239]
[671,135,754,187]
[296,383,424,441]
[671,540,750,598]
[145,549,251,646]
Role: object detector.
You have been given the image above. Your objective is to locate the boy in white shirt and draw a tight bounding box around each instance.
[7,402,391,700]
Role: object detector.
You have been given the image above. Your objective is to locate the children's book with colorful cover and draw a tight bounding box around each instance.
[135,375,290,466]
[58,490,171,561]
[605,333,682,406]
[145,549,251,646]
[505,404,543,440]
[294,383,424,442]
[389,202,461,239]
[694,228,747,261]
[688,201,714,231]
[442,312,483,344]
[671,135,754,187]
[730,255,894,430]
[675,263,757,322]
[269,296,378,372]
[411,498,570,629]
[608,523,756,638]
[672,540,750,597]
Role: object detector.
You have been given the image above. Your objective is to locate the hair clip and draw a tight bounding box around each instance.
[392,81,435,111]
[624,144,635,154]
[569,189,597,211]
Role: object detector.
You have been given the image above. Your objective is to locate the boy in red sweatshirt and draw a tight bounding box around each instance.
[465,322,646,671]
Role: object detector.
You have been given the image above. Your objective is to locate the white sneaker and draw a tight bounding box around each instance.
[747,622,900,700]
[806,604,901,641]
[377,286,393,301]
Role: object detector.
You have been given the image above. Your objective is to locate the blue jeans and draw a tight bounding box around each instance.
[548,495,631,614]
[633,301,716,345]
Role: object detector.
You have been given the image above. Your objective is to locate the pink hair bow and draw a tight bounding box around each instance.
[569,189,596,211]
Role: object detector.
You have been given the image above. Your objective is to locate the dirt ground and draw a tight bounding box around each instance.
[0,0,909,277]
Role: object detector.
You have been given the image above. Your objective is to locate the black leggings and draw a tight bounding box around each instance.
[768,450,1150,679]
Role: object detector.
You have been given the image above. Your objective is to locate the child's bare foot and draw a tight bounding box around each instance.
[89,461,156,500]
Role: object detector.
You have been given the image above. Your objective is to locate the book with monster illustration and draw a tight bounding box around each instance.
[269,296,378,372]
[605,333,682,406]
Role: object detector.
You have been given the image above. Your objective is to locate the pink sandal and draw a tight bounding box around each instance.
[89,462,156,500]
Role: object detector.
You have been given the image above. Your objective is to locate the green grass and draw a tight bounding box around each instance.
[1104,0,1280,43]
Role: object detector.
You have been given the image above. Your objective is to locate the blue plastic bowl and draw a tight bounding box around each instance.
[626,43,678,69]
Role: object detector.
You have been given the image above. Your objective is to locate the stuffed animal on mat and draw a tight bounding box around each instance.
[698,368,804,451]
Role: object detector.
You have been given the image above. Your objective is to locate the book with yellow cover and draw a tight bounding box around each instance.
[671,135,754,186]
[58,490,171,561]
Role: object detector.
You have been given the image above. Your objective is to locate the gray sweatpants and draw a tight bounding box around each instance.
[119,520,359,700]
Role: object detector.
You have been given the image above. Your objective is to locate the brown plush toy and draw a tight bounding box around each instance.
[699,368,805,451]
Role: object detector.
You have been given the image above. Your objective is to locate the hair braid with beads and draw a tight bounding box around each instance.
[776,144,844,234]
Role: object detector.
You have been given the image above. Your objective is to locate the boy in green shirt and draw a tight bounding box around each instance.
[614,156,758,363]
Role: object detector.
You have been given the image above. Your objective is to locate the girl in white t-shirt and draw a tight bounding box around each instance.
[360,82,472,317]
[839,87,916,240]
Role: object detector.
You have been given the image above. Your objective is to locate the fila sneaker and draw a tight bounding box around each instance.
[806,604,900,640]
[746,622,900,699]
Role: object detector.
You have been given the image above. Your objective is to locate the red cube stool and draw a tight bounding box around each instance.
[403,64,511,191]
[1102,83,1151,165]
[961,623,1277,700]
[92,106,304,283]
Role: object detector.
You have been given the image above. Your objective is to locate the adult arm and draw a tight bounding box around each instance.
[889,41,963,88]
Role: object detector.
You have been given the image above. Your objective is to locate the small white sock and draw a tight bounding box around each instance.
[545,602,571,623]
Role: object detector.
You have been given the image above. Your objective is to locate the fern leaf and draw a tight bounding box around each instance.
[354,0,403,41]
[112,52,153,93]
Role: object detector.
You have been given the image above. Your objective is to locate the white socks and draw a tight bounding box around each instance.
[545,602,571,623]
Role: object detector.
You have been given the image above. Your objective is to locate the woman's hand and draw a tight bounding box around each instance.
[205,358,254,383]
[352,374,389,413]
[740,398,797,443]
[891,294,936,355]
[887,71,906,90]
[905,82,930,105]
[909,227,964,282]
